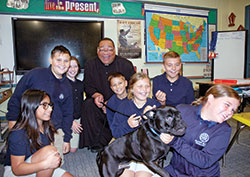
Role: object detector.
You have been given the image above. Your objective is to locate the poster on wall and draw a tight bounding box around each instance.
[117,20,142,59]
[145,10,208,63]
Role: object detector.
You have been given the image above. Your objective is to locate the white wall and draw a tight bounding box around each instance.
[0,15,15,70]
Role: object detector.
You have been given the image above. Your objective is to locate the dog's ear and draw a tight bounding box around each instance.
[144,109,156,120]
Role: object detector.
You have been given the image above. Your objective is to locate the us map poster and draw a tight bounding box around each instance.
[145,11,208,63]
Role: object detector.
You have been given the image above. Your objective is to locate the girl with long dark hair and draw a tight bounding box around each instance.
[4,89,73,177]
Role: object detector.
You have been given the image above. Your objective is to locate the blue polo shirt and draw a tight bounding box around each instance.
[4,129,50,166]
[165,104,232,177]
[152,73,194,106]
[6,66,73,142]
[67,78,84,120]
[110,98,161,138]
[106,94,128,127]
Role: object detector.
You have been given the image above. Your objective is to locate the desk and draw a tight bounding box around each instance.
[196,81,250,112]
[222,112,250,167]
[226,112,250,153]
[196,81,250,96]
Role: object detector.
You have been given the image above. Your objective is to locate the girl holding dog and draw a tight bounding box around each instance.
[160,85,240,177]
[4,89,73,177]
[110,72,161,177]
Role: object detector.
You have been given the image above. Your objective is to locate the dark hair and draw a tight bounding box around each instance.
[162,51,181,63]
[192,85,241,106]
[70,56,81,75]
[108,72,126,84]
[51,45,71,58]
[98,37,115,48]
[127,72,151,100]
[10,89,56,152]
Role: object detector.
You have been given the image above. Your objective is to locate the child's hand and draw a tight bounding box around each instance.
[63,142,70,154]
[128,114,141,128]
[71,120,83,134]
[45,150,61,169]
[160,133,174,144]
[143,105,156,114]
[143,105,156,119]
[155,90,166,105]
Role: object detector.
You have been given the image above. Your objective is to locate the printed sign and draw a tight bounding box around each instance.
[45,0,100,13]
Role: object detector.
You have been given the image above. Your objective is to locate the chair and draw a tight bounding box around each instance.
[222,112,250,167]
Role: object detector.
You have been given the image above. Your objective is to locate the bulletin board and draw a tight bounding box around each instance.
[213,30,247,80]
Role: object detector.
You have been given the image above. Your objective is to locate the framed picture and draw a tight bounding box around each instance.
[117,20,142,59]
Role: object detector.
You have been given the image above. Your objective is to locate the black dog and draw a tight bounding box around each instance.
[96,105,186,177]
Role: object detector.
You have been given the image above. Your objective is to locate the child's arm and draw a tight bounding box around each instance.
[11,149,61,175]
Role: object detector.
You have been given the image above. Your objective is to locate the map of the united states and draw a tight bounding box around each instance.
[147,13,207,62]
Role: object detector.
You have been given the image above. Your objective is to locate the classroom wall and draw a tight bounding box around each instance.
[141,0,250,31]
[0,0,249,83]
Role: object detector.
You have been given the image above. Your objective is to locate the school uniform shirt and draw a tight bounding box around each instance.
[6,66,73,142]
[4,129,50,166]
[165,104,232,177]
[152,73,194,106]
[106,94,128,127]
[67,78,84,120]
[110,98,161,138]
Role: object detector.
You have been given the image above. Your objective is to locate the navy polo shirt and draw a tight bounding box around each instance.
[152,73,194,106]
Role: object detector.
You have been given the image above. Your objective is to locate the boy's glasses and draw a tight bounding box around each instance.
[39,102,54,110]
[98,47,114,52]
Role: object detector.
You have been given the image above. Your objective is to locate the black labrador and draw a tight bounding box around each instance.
[96,105,186,177]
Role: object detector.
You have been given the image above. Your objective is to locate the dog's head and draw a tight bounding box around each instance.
[144,105,186,136]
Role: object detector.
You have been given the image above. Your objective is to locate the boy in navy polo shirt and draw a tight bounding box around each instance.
[152,51,194,106]
[105,72,128,127]
[6,45,73,158]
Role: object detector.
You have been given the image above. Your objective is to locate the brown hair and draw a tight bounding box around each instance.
[51,45,71,58]
[192,84,241,106]
[162,51,180,63]
[127,72,151,100]
[108,72,126,84]
[70,56,81,75]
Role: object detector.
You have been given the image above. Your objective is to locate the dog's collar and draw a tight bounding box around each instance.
[146,126,163,143]
[149,127,161,137]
